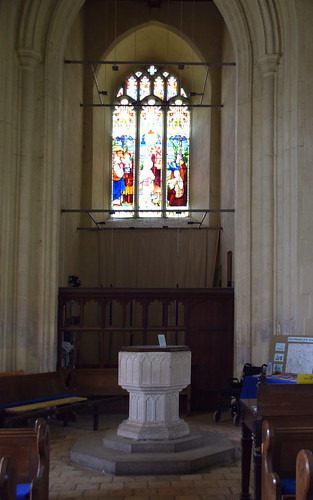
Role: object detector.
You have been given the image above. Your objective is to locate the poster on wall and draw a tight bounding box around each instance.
[269,336,313,374]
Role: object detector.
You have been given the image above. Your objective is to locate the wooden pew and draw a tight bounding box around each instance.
[0,418,50,500]
[0,370,108,431]
[67,367,192,415]
[0,370,24,378]
[0,455,15,500]
[240,381,313,500]
[0,368,190,431]
[262,418,313,499]
[296,449,313,500]
[257,382,313,418]
[68,367,128,397]
[258,382,313,500]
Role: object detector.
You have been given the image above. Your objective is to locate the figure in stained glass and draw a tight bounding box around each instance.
[167,152,187,206]
[139,157,155,208]
[122,151,134,204]
[112,146,126,205]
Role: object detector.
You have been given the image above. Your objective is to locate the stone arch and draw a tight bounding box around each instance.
[11,0,297,373]
[215,0,281,59]
[101,19,208,63]
[96,19,209,97]
[91,20,212,211]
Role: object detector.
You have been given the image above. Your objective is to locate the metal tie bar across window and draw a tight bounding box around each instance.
[80,103,223,108]
[64,60,236,67]
[61,208,235,231]
[65,60,234,107]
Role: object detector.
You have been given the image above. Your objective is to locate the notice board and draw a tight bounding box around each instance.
[269,335,313,374]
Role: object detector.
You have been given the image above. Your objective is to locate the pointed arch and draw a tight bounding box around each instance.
[7,0,299,375]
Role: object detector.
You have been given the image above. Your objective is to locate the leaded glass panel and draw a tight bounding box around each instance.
[138,105,163,213]
[147,65,158,76]
[112,105,136,210]
[166,105,189,208]
[167,76,178,100]
[139,75,150,100]
[154,76,164,100]
[126,75,137,100]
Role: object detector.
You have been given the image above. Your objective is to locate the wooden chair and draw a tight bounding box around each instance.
[262,418,313,500]
[0,418,50,499]
[296,449,313,500]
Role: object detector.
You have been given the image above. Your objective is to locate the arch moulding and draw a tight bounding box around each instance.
[214,0,283,373]
[16,0,295,375]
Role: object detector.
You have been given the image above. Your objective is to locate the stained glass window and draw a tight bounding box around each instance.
[111,66,190,217]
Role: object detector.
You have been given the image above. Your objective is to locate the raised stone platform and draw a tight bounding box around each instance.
[70,425,236,475]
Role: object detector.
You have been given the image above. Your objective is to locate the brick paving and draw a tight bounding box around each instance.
[49,412,247,499]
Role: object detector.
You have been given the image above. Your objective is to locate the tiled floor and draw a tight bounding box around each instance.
[49,411,249,499]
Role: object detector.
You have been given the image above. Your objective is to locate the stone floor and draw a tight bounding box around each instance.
[48,411,251,499]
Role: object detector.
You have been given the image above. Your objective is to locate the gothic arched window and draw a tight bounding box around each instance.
[111,65,190,218]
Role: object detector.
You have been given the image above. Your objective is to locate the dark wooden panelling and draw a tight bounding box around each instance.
[58,287,234,411]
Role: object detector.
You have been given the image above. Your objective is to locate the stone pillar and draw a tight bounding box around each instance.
[257,54,280,344]
[15,48,41,368]
[117,346,191,440]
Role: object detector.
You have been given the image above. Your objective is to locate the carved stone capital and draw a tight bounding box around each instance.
[17,48,41,71]
[258,54,280,76]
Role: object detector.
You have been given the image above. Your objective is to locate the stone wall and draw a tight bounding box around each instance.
[1,0,313,376]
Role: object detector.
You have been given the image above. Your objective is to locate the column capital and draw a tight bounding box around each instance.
[17,48,41,71]
[258,54,280,76]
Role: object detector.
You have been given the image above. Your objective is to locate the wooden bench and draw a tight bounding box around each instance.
[258,381,313,500]
[262,418,313,500]
[241,380,313,500]
[67,367,192,415]
[0,455,15,499]
[0,370,24,378]
[0,370,109,431]
[68,367,128,397]
[295,449,313,500]
[0,418,49,499]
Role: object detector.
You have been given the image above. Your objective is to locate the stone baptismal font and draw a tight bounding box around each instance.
[71,345,235,475]
[117,345,191,441]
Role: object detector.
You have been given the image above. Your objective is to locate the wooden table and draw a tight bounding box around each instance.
[240,398,262,500]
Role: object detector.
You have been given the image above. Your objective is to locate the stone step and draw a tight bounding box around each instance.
[71,425,236,475]
[102,426,213,453]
